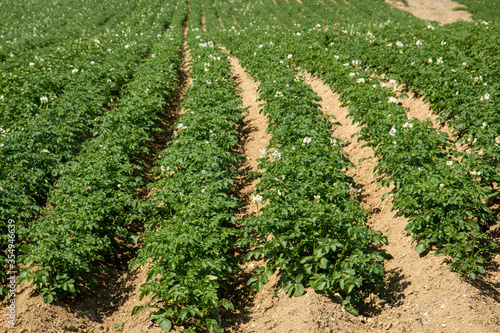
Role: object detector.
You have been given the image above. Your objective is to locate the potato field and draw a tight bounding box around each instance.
[0,0,499,332]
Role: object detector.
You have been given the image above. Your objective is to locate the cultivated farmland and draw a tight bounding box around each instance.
[0,0,498,332]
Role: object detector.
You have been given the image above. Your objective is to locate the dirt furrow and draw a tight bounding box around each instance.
[304,72,500,333]
[91,26,194,333]
[380,76,467,153]
[217,12,225,29]
[230,57,270,220]
[223,58,368,333]
[201,2,208,33]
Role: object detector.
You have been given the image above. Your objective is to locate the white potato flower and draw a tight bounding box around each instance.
[389,125,397,137]
[252,194,263,204]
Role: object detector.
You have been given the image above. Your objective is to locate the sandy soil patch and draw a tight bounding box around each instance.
[386,0,472,24]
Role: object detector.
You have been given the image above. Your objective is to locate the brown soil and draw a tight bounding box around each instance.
[223,51,499,333]
[229,57,270,220]
[344,0,354,8]
[379,76,465,152]
[217,13,225,29]
[201,3,207,33]
[224,59,373,333]
[386,0,472,24]
[231,12,241,28]
[139,35,192,198]
[302,72,500,333]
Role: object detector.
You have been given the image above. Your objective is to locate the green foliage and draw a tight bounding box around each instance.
[212,0,498,278]
[205,3,392,315]
[3,0,499,325]
[129,13,242,331]
[16,0,186,301]
[454,0,500,21]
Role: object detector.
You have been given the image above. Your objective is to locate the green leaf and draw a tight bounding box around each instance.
[179,308,189,321]
[42,292,54,304]
[131,305,143,316]
[130,235,139,244]
[344,303,359,316]
[150,313,172,332]
[319,257,329,269]
[157,319,172,332]
[294,283,305,296]
[415,242,426,254]
[206,275,218,281]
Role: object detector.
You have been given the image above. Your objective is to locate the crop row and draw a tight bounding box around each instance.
[215,0,498,278]
[277,0,500,197]
[455,0,500,22]
[0,0,181,227]
[128,3,244,332]
[0,0,144,61]
[0,0,179,126]
[0,0,184,297]
[204,0,391,315]
[14,2,187,302]
[294,0,500,193]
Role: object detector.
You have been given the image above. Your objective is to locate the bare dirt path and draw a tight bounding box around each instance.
[379,77,465,152]
[3,3,495,333]
[225,58,369,333]
[201,3,208,33]
[303,72,500,333]
[229,57,270,220]
[386,0,472,24]
[217,13,225,29]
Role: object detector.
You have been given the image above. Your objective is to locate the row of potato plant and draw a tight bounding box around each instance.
[0,0,177,119]
[16,3,187,303]
[282,0,500,275]
[129,5,243,331]
[0,0,180,218]
[204,2,391,315]
[218,0,496,199]
[0,0,182,297]
[233,0,499,195]
[0,0,139,61]
[223,0,498,278]
[292,0,500,195]
[455,0,500,22]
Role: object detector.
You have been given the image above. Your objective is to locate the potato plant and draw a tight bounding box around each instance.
[129,6,243,332]
[17,1,187,302]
